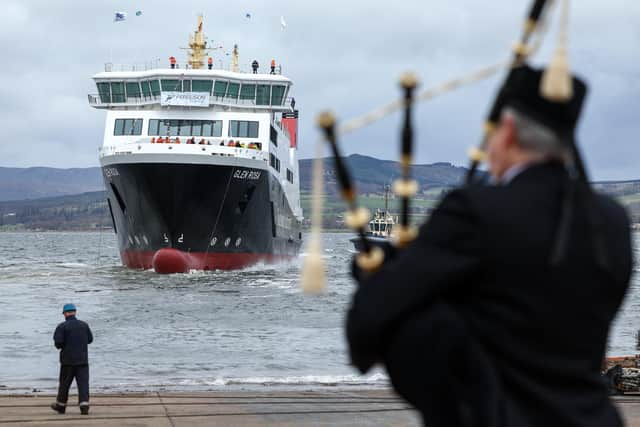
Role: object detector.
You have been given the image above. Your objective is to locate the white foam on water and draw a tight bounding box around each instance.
[0,373,390,395]
[176,373,389,387]
[57,262,90,268]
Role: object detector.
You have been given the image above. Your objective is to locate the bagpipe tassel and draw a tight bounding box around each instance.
[301,231,327,294]
[301,142,327,294]
[540,0,573,102]
[540,46,572,102]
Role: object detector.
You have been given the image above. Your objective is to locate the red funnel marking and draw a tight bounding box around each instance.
[152,248,191,274]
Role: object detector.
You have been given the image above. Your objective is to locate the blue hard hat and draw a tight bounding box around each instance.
[62,303,77,313]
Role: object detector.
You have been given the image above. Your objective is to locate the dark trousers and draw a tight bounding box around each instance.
[56,365,89,405]
[383,303,502,427]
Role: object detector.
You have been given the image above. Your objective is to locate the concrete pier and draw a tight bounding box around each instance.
[1,390,640,426]
[0,389,420,426]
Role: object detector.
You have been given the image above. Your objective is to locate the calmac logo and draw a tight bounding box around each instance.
[164,92,207,105]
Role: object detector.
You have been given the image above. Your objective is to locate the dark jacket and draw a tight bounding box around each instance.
[347,162,632,427]
[53,315,93,366]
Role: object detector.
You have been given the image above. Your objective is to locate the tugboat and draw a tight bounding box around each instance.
[350,186,396,251]
[88,16,303,273]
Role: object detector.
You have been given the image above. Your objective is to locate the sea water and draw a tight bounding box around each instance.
[0,232,637,393]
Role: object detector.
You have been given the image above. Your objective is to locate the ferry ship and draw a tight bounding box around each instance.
[88,17,303,273]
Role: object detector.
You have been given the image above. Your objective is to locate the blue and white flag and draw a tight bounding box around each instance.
[114,12,127,22]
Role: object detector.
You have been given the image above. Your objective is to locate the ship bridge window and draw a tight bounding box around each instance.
[161,79,181,92]
[229,121,259,138]
[126,82,141,100]
[240,84,256,101]
[110,82,125,103]
[271,85,286,105]
[286,169,294,183]
[226,82,240,99]
[150,80,161,96]
[182,80,191,92]
[213,81,228,97]
[114,119,143,136]
[256,85,271,105]
[97,82,111,103]
[192,80,213,94]
[141,81,152,98]
[148,119,222,137]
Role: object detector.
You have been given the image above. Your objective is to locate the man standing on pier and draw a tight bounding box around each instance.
[50,303,93,415]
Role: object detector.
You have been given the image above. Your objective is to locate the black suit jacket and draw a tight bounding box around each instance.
[347,162,632,426]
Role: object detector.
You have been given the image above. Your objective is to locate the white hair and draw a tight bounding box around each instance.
[502,107,569,161]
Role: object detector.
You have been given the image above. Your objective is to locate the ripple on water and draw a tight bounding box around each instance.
[0,231,638,392]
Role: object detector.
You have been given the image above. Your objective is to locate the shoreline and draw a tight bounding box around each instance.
[0,383,392,396]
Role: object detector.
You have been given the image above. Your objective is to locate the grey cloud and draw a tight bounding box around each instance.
[0,0,637,180]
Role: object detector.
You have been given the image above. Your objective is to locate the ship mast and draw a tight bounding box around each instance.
[231,44,239,72]
[384,184,390,213]
[186,15,208,69]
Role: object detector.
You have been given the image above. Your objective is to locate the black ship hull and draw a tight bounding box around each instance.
[102,160,302,272]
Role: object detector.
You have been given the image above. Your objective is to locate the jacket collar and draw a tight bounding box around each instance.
[506,161,566,186]
[65,315,77,321]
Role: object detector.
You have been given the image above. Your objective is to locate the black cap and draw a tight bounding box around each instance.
[490,65,588,141]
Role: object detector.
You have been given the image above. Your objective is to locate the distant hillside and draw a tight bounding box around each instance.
[299,154,468,195]
[0,167,103,201]
[0,156,465,202]
[2,158,640,230]
[0,191,110,230]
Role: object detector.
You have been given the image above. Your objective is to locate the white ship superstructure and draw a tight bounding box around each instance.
[89,17,303,273]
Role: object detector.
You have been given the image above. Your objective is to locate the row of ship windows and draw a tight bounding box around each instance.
[97,80,287,106]
[114,118,259,138]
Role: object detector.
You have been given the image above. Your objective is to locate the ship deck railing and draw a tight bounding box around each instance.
[102,63,284,75]
[88,93,294,111]
[99,140,269,163]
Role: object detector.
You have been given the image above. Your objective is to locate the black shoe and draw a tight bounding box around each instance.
[50,403,66,414]
[80,405,90,415]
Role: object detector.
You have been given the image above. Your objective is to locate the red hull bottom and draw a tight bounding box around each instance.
[121,249,294,274]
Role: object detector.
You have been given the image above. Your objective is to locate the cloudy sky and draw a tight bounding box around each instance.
[0,0,638,180]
